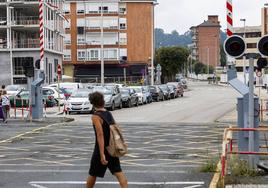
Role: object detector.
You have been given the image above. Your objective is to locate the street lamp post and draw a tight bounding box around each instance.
[240,18,246,85]
[7,6,14,85]
[100,0,104,86]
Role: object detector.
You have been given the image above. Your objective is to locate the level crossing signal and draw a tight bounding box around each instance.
[224,35,246,58]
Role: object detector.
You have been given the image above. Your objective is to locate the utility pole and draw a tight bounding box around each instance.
[240,18,247,85]
[100,0,104,86]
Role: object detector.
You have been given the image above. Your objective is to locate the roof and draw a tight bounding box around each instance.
[233,26,262,33]
[197,20,220,28]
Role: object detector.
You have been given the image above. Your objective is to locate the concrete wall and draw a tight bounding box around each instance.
[0,52,11,85]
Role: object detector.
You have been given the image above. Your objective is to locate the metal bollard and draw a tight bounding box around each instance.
[21,99,24,120]
[14,97,16,119]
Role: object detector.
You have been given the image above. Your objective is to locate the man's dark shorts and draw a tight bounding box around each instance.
[89,151,122,178]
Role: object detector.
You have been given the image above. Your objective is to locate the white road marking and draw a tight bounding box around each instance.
[29,181,205,187]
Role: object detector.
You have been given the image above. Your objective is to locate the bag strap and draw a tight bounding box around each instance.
[94,111,110,126]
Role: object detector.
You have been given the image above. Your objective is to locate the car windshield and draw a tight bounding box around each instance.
[120,89,129,95]
[93,87,112,95]
[134,88,142,93]
[43,90,53,95]
[6,85,21,91]
[71,91,90,98]
[159,86,167,90]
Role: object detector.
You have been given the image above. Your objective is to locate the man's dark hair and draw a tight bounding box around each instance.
[1,85,5,89]
[89,91,105,108]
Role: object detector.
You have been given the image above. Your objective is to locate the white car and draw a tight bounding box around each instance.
[42,87,66,106]
[128,86,147,105]
[66,89,93,114]
[6,85,26,96]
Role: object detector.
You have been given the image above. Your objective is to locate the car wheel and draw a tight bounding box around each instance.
[110,102,115,111]
[128,100,132,108]
[136,99,139,107]
[119,101,123,109]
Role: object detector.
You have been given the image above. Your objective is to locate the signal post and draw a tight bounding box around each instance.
[224,34,268,168]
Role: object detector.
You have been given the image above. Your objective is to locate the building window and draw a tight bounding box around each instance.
[99,6,108,13]
[64,50,71,61]
[88,50,99,60]
[246,32,261,38]
[119,8,126,14]
[77,27,84,34]
[13,57,33,75]
[120,23,126,30]
[104,49,117,60]
[247,43,257,48]
[77,37,85,44]
[78,50,86,61]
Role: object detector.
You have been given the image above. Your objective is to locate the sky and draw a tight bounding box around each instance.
[155,0,267,34]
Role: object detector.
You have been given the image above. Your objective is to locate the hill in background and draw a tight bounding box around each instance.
[155,28,227,49]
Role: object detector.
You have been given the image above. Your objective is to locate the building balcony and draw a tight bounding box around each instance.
[0,17,7,26]
[12,16,39,26]
[12,38,39,48]
[86,26,119,32]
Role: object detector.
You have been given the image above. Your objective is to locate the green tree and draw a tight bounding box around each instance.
[220,44,227,67]
[155,46,189,82]
[194,62,206,75]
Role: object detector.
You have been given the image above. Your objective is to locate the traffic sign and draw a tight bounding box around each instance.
[57,64,61,75]
[256,70,262,77]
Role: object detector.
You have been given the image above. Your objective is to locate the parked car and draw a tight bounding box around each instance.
[49,82,84,90]
[142,86,153,103]
[5,85,25,96]
[149,85,165,102]
[43,87,66,106]
[10,90,55,108]
[167,84,177,99]
[128,86,147,105]
[167,82,184,97]
[120,88,139,108]
[93,86,122,111]
[158,84,171,100]
[66,89,93,114]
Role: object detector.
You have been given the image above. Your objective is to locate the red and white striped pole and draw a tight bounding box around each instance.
[39,0,44,70]
[226,0,233,37]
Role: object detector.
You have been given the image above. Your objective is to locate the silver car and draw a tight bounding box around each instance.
[93,86,122,111]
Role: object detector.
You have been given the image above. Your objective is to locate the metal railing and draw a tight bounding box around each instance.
[12,39,39,48]
[12,16,39,25]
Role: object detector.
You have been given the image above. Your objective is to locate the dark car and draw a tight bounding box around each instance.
[158,84,171,100]
[149,85,165,102]
[167,82,184,97]
[120,88,139,108]
[10,90,55,108]
[167,84,176,99]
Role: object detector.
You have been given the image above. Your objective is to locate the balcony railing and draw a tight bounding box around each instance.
[87,11,118,14]
[12,16,39,25]
[12,39,39,48]
[0,17,7,25]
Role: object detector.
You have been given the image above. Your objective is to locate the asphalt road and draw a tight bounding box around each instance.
[0,82,239,188]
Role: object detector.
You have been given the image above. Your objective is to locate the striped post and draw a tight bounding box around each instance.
[226,0,233,37]
[39,0,44,70]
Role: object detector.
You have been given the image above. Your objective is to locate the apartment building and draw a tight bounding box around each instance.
[233,26,262,72]
[63,0,156,82]
[0,0,64,85]
[190,15,221,68]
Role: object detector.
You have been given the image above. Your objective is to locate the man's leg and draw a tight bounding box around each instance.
[2,106,6,122]
[114,172,128,188]
[86,175,96,188]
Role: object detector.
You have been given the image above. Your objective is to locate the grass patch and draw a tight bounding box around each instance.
[200,155,220,173]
